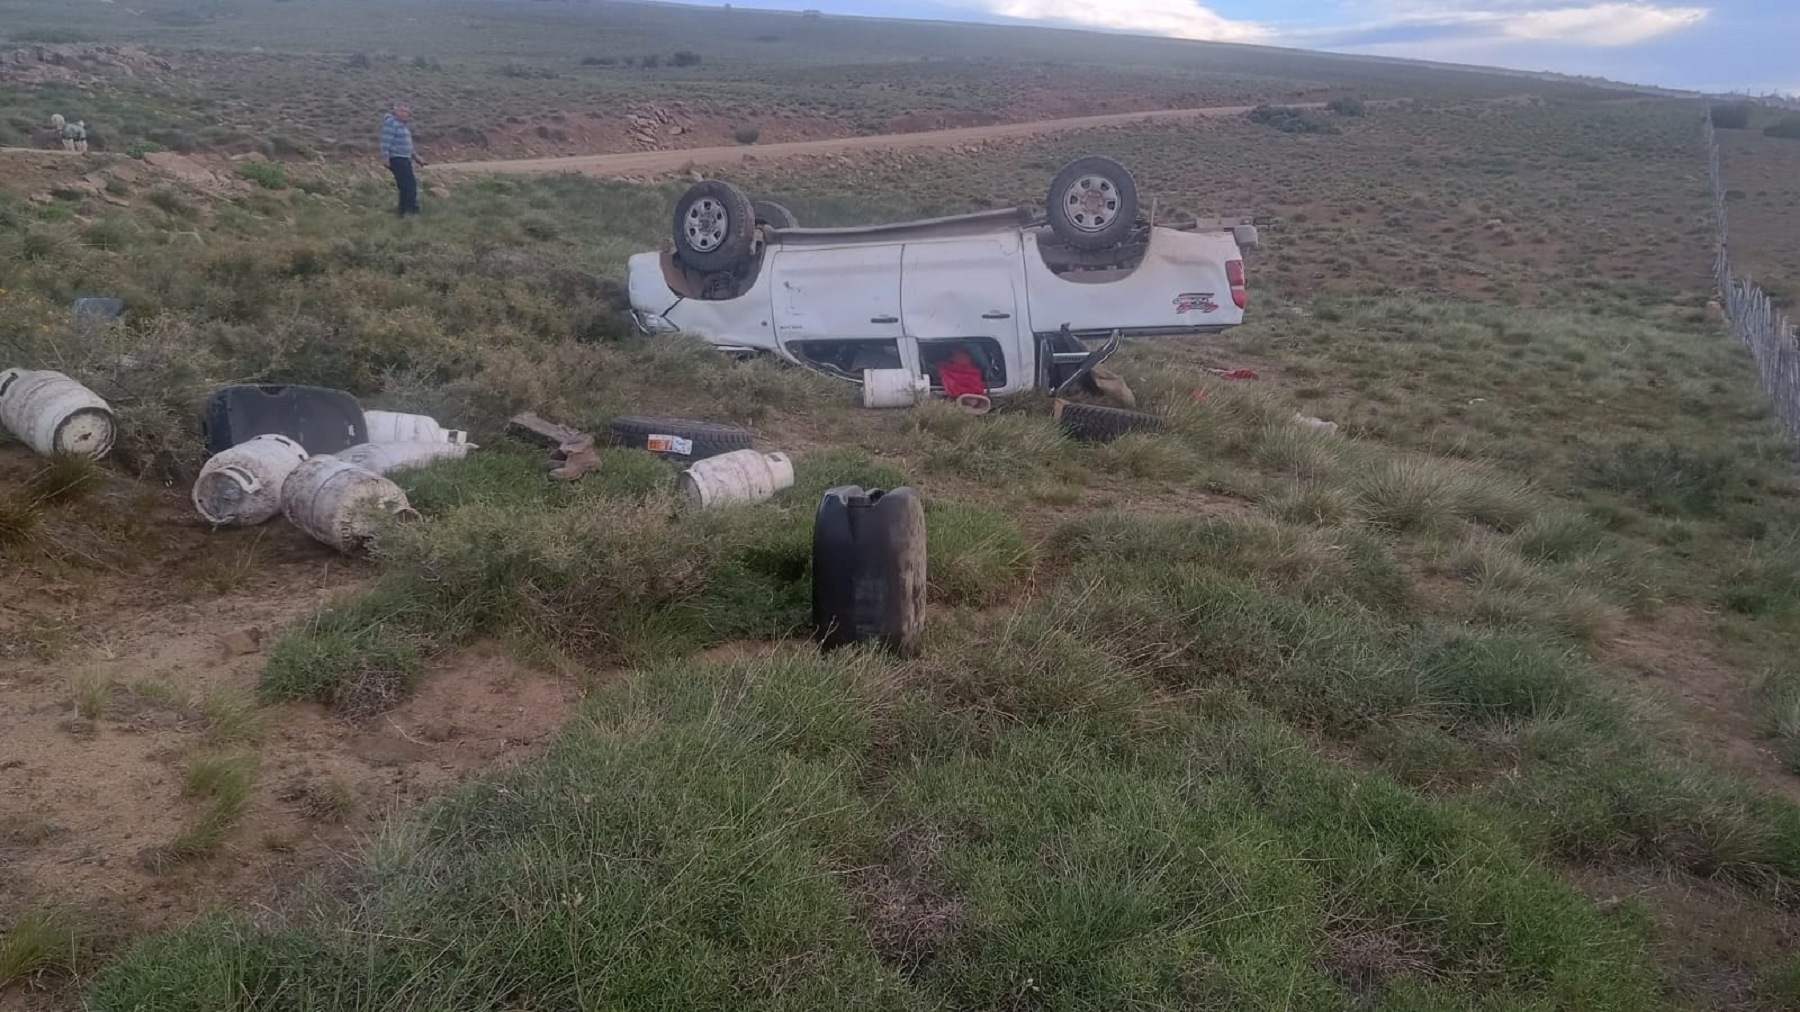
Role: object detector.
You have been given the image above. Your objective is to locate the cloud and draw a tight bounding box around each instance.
[1322,2,1707,48]
[971,0,1273,43]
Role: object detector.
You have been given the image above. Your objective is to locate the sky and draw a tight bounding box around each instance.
[793,0,1795,95]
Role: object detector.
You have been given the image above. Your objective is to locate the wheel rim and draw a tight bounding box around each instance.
[684,197,730,252]
[1062,173,1122,233]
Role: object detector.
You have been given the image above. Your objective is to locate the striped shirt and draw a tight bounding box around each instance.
[380,113,414,160]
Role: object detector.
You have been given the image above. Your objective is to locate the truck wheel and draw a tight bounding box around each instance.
[673,181,756,271]
[608,415,753,460]
[753,200,799,229]
[1046,156,1139,250]
[1053,399,1162,442]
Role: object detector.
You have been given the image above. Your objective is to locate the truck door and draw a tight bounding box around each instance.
[900,236,1029,396]
[770,244,912,379]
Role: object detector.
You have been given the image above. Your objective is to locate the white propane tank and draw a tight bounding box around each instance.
[192,434,309,527]
[336,441,472,475]
[281,457,420,553]
[678,450,795,507]
[362,410,469,446]
[861,369,929,409]
[0,369,116,459]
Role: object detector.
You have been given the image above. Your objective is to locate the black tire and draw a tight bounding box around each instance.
[672,180,756,271]
[608,415,753,460]
[1045,156,1139,250]
[753,199,799,229]
[1054,399,1161,442]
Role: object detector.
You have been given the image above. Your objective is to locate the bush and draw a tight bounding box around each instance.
[1326,95,1367,117]
[233,162,288,190]
[580,55,617,66]
[1711,102,1754,129]
[1765,116,1800,140]
[124,141,166,160]
[670,50,702,67]
[640,54,662,69]
[733,126,760,145]
[1248,105,1340,135]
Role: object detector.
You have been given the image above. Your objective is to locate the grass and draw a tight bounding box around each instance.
[923,500,1032,607]
[163,753,257,863]
[87,649,1673,1010]
[1,906,84,987]
[28,454,104,504]
[69,670,114,720]
[232,162,289,190]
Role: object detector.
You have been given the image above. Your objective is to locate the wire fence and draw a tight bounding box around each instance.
[1703,110,1800,442]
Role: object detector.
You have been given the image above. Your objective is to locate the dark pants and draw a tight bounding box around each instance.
[388,156,418,215]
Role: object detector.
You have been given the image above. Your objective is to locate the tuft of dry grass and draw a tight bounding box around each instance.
[0,905,83,987]
[0,496,44,546]
[69,671,115,721]
[28,454,105,505]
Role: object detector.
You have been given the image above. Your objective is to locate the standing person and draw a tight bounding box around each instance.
[380,104,423,216]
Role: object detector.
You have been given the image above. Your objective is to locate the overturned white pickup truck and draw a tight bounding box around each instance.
[628,157,1260,397]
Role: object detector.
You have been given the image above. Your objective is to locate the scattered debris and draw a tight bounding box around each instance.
[935,351,987,399]
[608,415,753,460]
[0,368,116,459]
[954,393,993,415]
[679,450,795,507]
[1085,365,1138,408]
[1053,398,1162,442]
[505,411,584,449]
[506,412,599,480]
[73,297,124,325]
[281,457,419,552]
[863,369,930,409]
[1294,414,1340,435]
[814,485,926,657]
[363,410,469,446]
[549,433,600,482]
[193,434,310,527]
[201,384,366,456]
[337,441,474,475]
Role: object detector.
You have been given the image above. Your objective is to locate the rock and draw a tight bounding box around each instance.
[57,716,95,737]
[29,192,52,204]
[420,719,459,743]
[219,628,264,657]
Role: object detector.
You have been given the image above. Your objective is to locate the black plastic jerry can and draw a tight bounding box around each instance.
[200,384,368,456]
[813,486,927,657]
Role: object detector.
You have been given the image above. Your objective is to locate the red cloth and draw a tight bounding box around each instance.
[937,351,987,398]
[1206,367,1259,380]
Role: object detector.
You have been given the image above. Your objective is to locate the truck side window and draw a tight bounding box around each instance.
[786,339,902,379]
[920,338,1006,390]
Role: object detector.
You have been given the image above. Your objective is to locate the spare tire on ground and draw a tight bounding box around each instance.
[672,180,757,272]
[1045,155,1139,251]
[1053,399,1162,442]
[753,199,799,229]
[607,415,753,460]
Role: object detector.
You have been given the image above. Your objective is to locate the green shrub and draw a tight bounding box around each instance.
[670,50,703,67]
[124,140,166,160]
[734,126,760,145]
[234,162,288,190]
[1765,115,1800,140]
[1580,441,1735,516]
[1248,104,1340,135]
[1711,102,1754,129]
[1326,95,1367,117]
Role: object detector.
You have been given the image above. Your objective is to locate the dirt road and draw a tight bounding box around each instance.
[432,104,1281,178]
